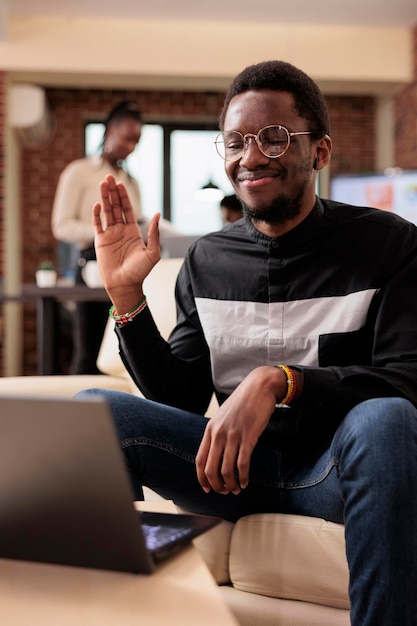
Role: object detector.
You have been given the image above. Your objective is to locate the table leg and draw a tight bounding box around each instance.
[36,296,57,375]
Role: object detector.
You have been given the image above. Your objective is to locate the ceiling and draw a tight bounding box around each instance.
[5,0,417,28]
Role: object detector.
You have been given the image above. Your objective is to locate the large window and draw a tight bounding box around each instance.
[85,122,234,235]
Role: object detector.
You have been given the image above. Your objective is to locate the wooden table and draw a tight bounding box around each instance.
[21,284,110,375]
[0,500,238,626]
[0,547,238,626]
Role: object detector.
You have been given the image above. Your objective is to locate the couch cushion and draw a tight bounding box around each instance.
[229,513,350,610]
[220,586,350,626]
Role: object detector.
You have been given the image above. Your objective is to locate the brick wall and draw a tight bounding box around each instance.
[327,96,376,173]
[393,25,417,168]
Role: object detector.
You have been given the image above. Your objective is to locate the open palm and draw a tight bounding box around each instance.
[93,174,161,298]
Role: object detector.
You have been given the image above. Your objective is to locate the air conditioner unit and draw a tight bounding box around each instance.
[8,84,55,148]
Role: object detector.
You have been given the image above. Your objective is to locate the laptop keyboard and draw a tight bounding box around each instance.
[138,510,220,562]
[142,522,191,551]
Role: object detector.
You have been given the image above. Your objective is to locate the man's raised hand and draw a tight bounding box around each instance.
[93,173,161,313]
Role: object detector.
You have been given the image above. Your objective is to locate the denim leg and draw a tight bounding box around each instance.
[80,390,417,625]
[329,397,417,626]
[280,397,417,625]
[80,389,289,521]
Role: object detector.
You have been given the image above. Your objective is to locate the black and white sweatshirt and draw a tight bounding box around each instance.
[117,198,417,445]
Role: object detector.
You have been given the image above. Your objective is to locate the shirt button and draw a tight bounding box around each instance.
[271,241,279,249]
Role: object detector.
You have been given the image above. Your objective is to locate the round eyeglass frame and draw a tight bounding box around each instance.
[214,125,313,161]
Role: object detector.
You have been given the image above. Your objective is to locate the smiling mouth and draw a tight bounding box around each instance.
[237,172,277,188]
[238,170,277,182]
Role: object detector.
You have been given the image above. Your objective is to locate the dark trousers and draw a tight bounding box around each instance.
[71,247,109,375]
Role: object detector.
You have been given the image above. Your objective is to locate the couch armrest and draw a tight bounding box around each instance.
[229,513,349,609]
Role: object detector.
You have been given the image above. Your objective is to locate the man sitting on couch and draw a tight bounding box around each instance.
[83,60,417,626]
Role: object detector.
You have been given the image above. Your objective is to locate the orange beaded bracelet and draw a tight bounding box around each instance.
[274,364,297,405]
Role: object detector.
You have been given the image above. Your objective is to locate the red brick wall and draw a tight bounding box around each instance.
[393,25,417,168]
[327,96,376,173]
[0,84,381,375]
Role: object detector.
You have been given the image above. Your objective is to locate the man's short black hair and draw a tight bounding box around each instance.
[219,60,330,138]
[220,194,242,212]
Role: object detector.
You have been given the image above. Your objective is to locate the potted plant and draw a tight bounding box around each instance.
[36,260,58,287]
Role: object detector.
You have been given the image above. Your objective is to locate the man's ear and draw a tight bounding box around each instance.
[314,134,332,171]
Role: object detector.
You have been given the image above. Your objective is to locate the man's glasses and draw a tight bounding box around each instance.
[214,125,312,161]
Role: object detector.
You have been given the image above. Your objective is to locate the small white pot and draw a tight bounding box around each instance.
[81,260,104,288]
[35,269,57,288]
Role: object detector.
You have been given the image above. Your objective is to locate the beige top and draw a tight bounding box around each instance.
[51,156,142,251]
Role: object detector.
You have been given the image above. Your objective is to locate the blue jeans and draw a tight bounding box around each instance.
[80,390,417,626]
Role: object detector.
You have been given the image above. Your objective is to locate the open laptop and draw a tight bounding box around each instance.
[0,395,220,574]
[162,234,200,258]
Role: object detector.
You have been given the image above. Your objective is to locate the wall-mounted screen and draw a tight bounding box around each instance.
[330,171,417,225]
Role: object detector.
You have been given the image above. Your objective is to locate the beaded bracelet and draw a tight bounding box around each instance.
[109,295,147,327]
[274,364,297,405]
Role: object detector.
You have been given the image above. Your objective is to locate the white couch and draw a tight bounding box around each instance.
[0,258,350,626]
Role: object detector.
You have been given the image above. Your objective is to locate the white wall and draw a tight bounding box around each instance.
[0,16,412,95]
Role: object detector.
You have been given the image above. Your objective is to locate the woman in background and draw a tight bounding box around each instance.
[52,100,179,374]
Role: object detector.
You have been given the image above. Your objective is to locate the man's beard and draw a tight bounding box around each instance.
[240,162,311,225]
[241,193,304,225]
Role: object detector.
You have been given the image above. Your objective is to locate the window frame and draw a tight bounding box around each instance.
[84,118,223,223]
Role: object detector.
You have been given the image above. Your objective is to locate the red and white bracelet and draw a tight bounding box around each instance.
[109,295,147,327]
